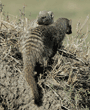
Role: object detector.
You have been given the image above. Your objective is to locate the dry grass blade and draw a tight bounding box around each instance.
[2,46,11,61]
[45,82,70,110]
[78,15,89,33]
[8,55,20,64]
[80,15,89,31]
[58,49,85,64]
[1,22,8,29]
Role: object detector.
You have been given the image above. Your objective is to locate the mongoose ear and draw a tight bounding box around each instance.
[69,19,72,26]
[48,11,54,18]
[39,11,42,15]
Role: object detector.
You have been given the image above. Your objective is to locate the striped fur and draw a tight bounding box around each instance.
[20,18,72,106]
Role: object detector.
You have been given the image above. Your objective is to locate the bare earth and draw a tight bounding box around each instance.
[0,34,90,110]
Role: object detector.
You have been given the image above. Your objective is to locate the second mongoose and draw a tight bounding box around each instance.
[29,10,54,28]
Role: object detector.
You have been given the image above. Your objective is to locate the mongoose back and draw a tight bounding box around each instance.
[20,18,72,106]
[29,10,54,28]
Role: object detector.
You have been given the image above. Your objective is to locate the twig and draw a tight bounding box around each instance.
[58,49,84,64]
[8,55,20,63]
[79,15,89,33]
[15,67,22,74]
[1,22,8,29]
[0,83,14,94]
[45,82,62,100]
[2,46,11,60]
[45,82,69,110]
[1,46,20,64]
[0,20,21,30]
[0,83,6,87]
[48,83,60,97]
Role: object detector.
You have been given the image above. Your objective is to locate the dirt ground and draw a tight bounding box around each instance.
[0,44,68,110]
[0,36,90,110]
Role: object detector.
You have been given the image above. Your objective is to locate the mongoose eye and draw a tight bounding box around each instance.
[51,14,54,18]
[42,16,46,19]
[48,11,54,18]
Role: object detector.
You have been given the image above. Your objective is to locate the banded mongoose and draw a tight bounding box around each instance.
[20,18,72,106]
[29,10,54,28]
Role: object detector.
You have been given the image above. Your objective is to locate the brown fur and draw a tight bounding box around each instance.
[20,18,72,106]
[37,10,54,25]
[29,11,54,28]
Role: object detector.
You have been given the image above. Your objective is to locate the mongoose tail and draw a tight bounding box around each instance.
[23,55,40,106]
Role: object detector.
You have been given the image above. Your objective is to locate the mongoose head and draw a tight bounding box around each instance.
[56,18,72,35]
[66,19,72,34]
[37,10,54,25]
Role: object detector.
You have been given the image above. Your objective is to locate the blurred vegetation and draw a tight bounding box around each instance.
[2,0,90,41]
